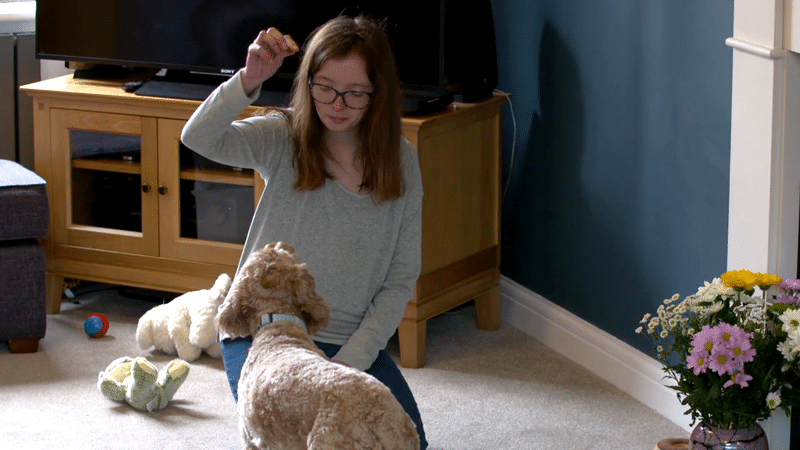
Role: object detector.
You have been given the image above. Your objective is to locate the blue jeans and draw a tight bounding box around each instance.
[220,337,428,449]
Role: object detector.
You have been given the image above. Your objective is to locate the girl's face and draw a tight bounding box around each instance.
[310,53,373,137]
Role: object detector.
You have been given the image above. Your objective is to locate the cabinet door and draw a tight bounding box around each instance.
[50,109,159,255]
[157,119,255,266]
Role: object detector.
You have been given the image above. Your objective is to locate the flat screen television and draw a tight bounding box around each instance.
[36,0,498,112]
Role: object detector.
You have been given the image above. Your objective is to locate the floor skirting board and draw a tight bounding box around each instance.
[499,276,693,432]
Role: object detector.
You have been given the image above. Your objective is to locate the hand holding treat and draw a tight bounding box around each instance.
[241,28,299,96]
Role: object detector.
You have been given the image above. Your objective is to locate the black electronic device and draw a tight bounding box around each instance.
[36,0,498,113]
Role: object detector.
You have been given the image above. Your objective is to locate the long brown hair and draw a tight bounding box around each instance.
[289,15,405,203]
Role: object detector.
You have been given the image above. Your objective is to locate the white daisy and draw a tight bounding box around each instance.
[778,331,800,361]
[694,278,735,302]
[685,291,725,317]
[767,391,781,409]
[780,309,800,334]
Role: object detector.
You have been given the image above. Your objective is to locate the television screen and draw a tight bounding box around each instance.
[36,0,445,92]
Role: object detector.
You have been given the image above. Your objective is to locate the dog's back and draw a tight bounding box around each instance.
[306,373,420,450]
[239,321,420,450]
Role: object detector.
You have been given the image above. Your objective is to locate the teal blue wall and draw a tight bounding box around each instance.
[492,0,734,355]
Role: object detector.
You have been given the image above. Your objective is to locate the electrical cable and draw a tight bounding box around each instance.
[493,89,517,202]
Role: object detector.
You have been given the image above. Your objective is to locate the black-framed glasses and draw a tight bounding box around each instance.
[309,80,375,110]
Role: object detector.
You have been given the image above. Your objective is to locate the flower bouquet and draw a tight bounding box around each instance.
[637,270,800,431]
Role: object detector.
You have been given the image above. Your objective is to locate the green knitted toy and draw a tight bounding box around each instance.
[98,356,189,412]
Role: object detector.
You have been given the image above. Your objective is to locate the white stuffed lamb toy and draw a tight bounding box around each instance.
[136,273,232,361]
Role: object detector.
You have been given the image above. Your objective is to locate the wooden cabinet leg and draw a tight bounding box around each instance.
[45,273,64,314]
[398,318,427,368]
[475,285,501,331]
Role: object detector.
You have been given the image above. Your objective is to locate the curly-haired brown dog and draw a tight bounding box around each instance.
[216,242,420,450]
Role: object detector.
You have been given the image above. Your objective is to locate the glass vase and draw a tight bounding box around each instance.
[689,421,768,450]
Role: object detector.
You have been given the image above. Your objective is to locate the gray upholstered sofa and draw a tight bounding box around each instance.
[0,160,49,353]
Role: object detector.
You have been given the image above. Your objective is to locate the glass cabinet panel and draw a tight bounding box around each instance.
[177,143,254,245]
[69,130,143,232]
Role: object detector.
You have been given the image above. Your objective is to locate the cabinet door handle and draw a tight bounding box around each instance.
[141,183,151,193]
[158,185,168,195]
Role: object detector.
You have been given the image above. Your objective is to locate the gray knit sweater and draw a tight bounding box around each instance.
[181,71,423,370]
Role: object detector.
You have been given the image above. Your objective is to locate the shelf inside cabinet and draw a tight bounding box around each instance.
[179,167,254,186]
[72,157,141,175]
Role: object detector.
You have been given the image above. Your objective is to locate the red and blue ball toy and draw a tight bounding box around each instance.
[84,313,109,338]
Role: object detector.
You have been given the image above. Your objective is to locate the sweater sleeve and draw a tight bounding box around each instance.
[180,70,286,170]
[331,141,424,370]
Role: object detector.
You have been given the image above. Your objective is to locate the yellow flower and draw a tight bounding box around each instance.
[755,272,783,290]
[721,270,758,290]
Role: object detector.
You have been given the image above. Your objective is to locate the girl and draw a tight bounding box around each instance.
[181,15,427,448]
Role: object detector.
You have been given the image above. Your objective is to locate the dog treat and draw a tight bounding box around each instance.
[266,28,299,54]
[285,35,299,53]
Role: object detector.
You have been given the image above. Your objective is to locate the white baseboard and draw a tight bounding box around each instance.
[499,276,693,432]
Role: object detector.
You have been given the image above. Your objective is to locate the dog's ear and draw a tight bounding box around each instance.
[215,292,260,338]
[291,264,330,335]
[274,241,296,256]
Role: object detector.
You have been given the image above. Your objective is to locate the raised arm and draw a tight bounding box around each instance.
[181,29,298,169]
[241,28,299,96]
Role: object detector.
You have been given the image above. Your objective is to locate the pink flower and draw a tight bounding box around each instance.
[687,349,710,375]
[776,294,800,305]
[730,338,756,365]
[712,323,754,358]
[692,325,715,353]
[708,347,737,375]
[723,371,753,388]
[779,278,800,291]
[692,322,754,376]
[713,322,738,346]
[687,326,716,376]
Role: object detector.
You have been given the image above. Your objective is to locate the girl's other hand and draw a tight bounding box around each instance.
[241,28,299,96]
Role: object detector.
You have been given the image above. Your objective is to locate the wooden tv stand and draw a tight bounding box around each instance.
[22,75,504,368]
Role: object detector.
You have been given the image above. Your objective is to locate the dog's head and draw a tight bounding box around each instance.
[216,242,330,338]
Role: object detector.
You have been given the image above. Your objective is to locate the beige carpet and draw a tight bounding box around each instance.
[0,285,687,449]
